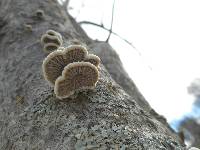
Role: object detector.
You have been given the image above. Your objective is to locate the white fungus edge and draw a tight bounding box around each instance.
[46,29,63,42]
[65,45,88,58]
[41,34,63,46]
[43,43,60,53]
[84,54,100,67]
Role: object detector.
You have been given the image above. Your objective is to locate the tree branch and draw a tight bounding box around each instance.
[106,0,115,42]
[79,21,136,49]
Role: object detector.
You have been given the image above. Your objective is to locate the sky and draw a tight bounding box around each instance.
[67,0,200,122]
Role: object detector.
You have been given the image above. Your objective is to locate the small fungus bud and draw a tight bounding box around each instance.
[42,45,88,85]
[54,62,99,99]
[36,9,44,18]
[24,24,32,32]
[46,30,62,42]
[41,33,62,46]
[84,54,100,67]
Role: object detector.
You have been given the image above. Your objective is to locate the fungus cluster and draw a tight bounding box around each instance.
[41,30,63,53]
[42,44,100,99]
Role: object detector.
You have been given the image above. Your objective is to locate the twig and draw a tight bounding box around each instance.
[79,21,138,52]
[78,1,152,70]
[106,0,116,43]
[78,21,154,70]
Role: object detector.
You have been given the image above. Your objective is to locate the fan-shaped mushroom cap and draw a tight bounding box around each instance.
[42,51,65,85]
[84,54,100,67]
[54,62,99,99]
[65,45,88,62]
[46,30,62,39]
[43,43,60,53]
[42,45,88,85]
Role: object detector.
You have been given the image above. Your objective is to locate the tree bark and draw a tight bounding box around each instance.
[0,0,185,149]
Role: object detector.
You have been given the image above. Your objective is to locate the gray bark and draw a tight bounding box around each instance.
[0,0,185,149]
[180,118,200,148]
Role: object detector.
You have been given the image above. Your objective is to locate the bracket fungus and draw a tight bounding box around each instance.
[42,45,88,85]
[54,62,99,99]
[46,30,63,44]
[43,43,60,53]
[41,30,63,53]
[42,39,100,99]
[65,45,88,62]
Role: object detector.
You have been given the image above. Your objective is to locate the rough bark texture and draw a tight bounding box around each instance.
[178,80,200,148]
[180,119,200,148]
[0,0,185,149]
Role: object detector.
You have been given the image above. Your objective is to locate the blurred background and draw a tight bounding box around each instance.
[59,0,200,148]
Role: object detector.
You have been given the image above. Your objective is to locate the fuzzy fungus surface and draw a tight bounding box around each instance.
[42,45,90,85]
[42,50,66,85]
[84,54,100,67]
[54,62,99,99]
[64,45,88,63]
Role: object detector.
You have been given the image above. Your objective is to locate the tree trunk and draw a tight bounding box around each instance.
[0,0,185,149]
